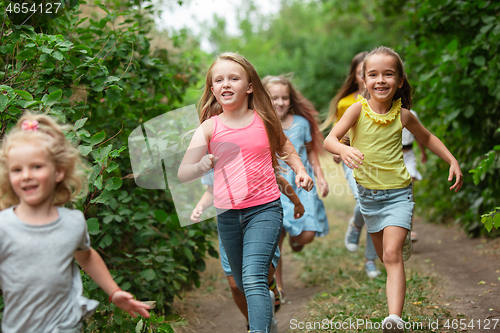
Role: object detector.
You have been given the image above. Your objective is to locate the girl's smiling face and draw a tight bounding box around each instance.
[210,60,252,111]
[363,53,404,104]
[267,83,290,120]
[8,142,64,209]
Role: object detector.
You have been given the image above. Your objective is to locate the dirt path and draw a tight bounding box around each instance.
[172,244,320,333]
[171,218,500,333]
[406,218,500,332]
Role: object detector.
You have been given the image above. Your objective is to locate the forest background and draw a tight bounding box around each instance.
[0,0,499,331]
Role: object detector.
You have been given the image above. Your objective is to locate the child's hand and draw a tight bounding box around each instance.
[333,154,342,164]
[111,290,151,318]
[196,154,218,173]
[294,202,305,219]
[318,179,329,197]
[341,146,364,169]
[191,204,204,222]
[295,169,314,191]
[448,162,463,192]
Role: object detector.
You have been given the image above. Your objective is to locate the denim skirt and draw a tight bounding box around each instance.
[357,182,414,233]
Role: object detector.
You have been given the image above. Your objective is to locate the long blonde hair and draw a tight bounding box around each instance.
[262,75,325,156]
[0,112,88,209]
[198,52,288,170]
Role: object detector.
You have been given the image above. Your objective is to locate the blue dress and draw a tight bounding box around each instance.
[280,115,329,237]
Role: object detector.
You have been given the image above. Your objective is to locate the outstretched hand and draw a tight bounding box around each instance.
[448,162,463,192]
[111,290,151,318]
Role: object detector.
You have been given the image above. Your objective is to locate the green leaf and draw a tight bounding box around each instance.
[69,56,81,66]
[90,131,106,146]
[141,269,156,282]
[135,319,144,333]
[52,51,64,61]
[105,177,123,191]
[14,90,33,101]
[87,218,100,232]
[45,89,62,106]
[78,145,92,156]
[91,189,113,204]
[103,215,115,224]
[106,161,119,173]
[154,209,168,223]
[0,94,8,111]
[473,56,486,67]
[446,39,458,53]
[105,88,122,103]
[94,177,102,190]
[72,45,92,55]
[183,247,194,262]
[74,117,88,130]
[16,49,36,61]
[113,309,123,324]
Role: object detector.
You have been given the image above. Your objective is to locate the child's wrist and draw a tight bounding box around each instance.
[109,288,122,303]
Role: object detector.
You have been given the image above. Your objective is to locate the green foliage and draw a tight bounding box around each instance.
[0,0,217,331]
[404,0,500,236]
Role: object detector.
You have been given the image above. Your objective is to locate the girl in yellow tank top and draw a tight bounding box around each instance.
[324,46,463,333]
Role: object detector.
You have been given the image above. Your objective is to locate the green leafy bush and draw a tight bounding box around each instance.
[403,0,500,236]
[0,0,217,331]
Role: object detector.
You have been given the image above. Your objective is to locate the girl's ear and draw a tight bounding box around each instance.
[247,83,253,94]
[55,168,65,183]
[398,76,404,88]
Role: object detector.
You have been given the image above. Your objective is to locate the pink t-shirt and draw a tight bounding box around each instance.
[209,111,281,209]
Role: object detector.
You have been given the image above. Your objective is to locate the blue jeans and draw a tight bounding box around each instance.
[343,163,377,261]
[216,199,283,333]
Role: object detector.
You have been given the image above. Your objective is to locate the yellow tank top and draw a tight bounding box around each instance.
[351,96,411,189]
[337,93,357,121]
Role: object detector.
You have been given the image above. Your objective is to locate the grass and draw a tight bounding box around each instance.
[287,157,465,332]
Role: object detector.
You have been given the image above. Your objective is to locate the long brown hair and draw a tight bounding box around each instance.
[320,51,368,131]
[361,46,413,109]
[198,52,288,170]
[262,75,325,156]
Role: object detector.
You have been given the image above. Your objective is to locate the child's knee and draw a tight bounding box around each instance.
[227,276,241,294]
[383,247,402,264]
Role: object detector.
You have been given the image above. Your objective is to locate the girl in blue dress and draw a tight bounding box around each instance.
[263,75,330,298]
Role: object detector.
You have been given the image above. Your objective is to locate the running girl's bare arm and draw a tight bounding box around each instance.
[191,186,214,222]
[324,102,364,168]
[280,139,314,191]
[401,108,462,191]
[178,120,216,183]
[306,142,329,197]
[75,248,151,318]
[276,175,304,219]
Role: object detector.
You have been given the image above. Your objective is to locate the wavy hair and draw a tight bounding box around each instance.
[0,112,88,209]
[320,51,368,131]
[198,52,288,170]
[361,46,413,109]
[262,74,325,156]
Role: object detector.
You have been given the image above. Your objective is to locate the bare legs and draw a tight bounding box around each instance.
[369,226,407,317]
[276,229,315,293]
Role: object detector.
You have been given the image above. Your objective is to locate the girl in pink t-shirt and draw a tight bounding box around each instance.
[179,52,313,333]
